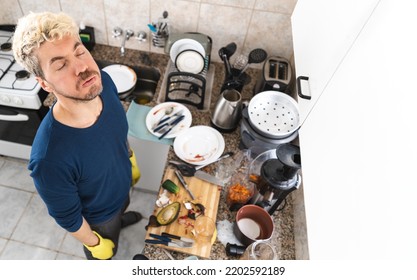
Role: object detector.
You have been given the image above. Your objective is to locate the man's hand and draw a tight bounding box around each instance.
[130,149,141,186]
[83,231,114,260]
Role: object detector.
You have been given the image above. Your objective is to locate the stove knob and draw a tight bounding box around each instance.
[1,95,11,104]
[13,97,23,106]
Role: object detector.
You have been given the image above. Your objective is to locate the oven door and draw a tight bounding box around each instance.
[0,104,49,159]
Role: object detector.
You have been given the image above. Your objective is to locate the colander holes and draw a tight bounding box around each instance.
[282,114,285,116]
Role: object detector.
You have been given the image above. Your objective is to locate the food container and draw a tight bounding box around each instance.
[225,171,255,211]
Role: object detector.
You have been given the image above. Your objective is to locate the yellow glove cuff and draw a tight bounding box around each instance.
[83,231,115,260]
[130,149,141,186]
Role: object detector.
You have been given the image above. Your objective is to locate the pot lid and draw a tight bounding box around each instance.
[276,143,301,169]
[247,90,300,139]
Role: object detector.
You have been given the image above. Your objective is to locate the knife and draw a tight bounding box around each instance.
[149,233,193,247]
[194,170,225,187]
[161,232,195,244]
[153,113,184,133]
[158,115,185,140]
[174,169,195,200]
[145,239,192,248]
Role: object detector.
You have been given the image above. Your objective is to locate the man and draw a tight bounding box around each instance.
[12,11,142,260]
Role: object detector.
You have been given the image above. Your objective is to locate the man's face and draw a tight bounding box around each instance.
[35,35,102,102]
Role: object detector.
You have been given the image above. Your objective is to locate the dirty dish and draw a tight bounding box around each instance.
[102,64,136,93]
[173,125,225,165]
[146,102,192,139]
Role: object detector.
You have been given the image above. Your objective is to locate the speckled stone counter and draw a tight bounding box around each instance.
[44,44,296,260]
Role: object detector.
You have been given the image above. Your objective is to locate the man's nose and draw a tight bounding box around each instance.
[74,58,88,76]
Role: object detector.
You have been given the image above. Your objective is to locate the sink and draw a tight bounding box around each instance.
[95,60,161,104]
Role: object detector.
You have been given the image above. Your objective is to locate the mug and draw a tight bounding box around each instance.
[211,89,242,132]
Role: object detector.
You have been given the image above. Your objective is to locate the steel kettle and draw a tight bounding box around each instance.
[210,89,242,132]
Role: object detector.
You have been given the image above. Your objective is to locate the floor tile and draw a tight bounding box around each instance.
[58,233,86,259]
[0,237,7,253]
[0,240,57,260]
[55,252,85,260]
[0,186,32,238]
[11,194,66,251]
[129,188,159,219]
[0,158,34,193]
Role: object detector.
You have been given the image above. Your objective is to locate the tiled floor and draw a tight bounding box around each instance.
[0,155,158,260]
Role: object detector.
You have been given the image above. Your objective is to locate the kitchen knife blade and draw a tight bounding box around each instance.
[149,233,193,247]
[174,169,195,200]
[145,239,192,248]
[161,232,195,244]
[194,170,225,187]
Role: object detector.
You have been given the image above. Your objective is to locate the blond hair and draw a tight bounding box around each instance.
[12,11,79,78]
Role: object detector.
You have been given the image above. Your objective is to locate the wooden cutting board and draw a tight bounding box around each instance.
[145,167,222,259]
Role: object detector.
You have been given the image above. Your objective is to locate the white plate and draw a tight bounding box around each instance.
[145,102,192,139]
[102,64,137,93]
[175,50,205,74]
[173,125,225,165]
[170,39,206,64]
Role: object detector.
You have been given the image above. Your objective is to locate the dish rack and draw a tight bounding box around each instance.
[158,58,215,111]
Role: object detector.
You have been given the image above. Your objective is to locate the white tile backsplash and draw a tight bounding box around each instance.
[0,0,296,62]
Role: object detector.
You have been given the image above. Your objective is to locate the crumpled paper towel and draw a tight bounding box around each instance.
[216,219,243,247]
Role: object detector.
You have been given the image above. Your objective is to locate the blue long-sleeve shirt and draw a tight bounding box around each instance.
[28,71,131,232]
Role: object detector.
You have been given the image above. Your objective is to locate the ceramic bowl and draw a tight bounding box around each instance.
[233,204,274,246]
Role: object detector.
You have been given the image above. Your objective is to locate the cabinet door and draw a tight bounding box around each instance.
[300,0,417,259]
[291,0,379,124]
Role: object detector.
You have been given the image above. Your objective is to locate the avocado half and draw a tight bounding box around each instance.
[156,201,181,226]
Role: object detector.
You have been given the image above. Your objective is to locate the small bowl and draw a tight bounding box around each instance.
[233,204,274,246]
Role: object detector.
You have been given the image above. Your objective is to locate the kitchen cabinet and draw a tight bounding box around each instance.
[293,0,417,259]
[291,0,380,124]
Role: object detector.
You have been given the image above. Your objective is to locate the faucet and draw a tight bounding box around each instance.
[121,29,134,56]
[112,27,134,56]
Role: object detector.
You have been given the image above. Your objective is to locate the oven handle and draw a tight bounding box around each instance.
[0,113,29,121]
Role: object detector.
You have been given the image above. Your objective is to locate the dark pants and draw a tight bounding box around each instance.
[83,197,130,260]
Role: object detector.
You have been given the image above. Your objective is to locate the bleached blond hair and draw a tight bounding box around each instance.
[12,11,79,78]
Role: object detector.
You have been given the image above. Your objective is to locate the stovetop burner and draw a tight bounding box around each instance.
[0,27,42,109]
[15,69,30,80]
[1,42,11,52]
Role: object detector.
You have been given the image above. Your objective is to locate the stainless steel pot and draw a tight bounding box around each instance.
[247,90,300,139]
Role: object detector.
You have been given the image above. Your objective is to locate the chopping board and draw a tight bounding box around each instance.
[145,167,222,259]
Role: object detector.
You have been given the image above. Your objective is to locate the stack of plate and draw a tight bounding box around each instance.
[170,39,206,74]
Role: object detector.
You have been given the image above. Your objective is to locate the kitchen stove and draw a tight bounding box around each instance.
[0,27,49,160]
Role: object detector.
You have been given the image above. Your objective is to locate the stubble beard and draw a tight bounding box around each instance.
[54,70,103,103]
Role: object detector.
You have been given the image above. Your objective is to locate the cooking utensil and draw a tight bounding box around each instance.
[211,89,242,132]
[233,204,274,246]
[157,109,183,128]
[238,48,267,76]
[146,233,193,248]
[174,169,195,200]
[153,113,184,133]
[219,47,233,78]
[247,90,300,139]
[157,115,185,139]
[161,232,195,244]
[152,106,174,129]
[169,151,233,176]
[193,170,225,187]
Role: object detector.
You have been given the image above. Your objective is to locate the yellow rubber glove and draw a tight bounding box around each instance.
[130,149,141,186]
[83,231,115,260]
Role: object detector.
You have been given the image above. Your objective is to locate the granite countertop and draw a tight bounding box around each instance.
[44,44,296,260]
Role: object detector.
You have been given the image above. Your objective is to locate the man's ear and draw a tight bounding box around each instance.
[35,77,53,93]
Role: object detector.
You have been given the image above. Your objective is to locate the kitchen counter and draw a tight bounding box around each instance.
[44,44,296,260]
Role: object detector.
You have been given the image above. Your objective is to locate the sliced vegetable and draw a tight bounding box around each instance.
[162,179,180,194]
